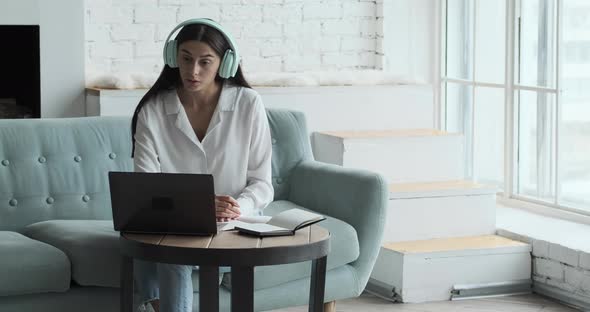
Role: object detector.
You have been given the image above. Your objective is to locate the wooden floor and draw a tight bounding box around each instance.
[269,292,583,312]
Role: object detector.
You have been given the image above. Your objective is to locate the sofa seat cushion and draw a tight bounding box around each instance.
[223,200,360,290]
[22,220,120,288]
[0,231,70,296]
[22,220,220,292]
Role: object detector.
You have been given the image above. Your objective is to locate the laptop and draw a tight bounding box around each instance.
[108,171,218,235]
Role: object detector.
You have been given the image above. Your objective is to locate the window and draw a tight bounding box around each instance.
[440,0,590,216]
[441,0,506,186]
[560,0,590,210]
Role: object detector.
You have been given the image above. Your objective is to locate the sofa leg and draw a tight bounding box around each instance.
[324,300,336,312]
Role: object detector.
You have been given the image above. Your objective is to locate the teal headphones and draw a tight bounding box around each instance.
[162,18,241,79]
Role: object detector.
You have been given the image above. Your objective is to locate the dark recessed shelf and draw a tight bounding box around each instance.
[0,25,40,119]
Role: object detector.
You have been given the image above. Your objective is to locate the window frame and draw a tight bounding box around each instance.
[435,0,590,221]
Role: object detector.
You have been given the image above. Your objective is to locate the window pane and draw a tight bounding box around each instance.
[516,90,556,202]
[558,0,590,210]
[560,108,590,210]
[445,82,473,178]
[475,0,506,83]
[446,0,474,80]
[474,87,505,188]
[516,0,557,88]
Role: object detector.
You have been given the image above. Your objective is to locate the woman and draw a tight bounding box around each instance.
[131,19,274,312]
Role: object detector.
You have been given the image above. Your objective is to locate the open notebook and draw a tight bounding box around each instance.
[217,215,272,231]
[226,208,326,237]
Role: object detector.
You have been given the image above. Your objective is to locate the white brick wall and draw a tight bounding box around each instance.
[549,244,580,267]
[532,239,550,258]
[84,0,381,77]
[534,258,564,280]
[581,252,590,270]
[498,229,590,305]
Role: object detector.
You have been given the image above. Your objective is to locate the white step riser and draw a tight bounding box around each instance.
[313,135,465,183]
[371,248,532,303]
[384,194,497,243]
[259,85,434,133]
[404,253,531,302]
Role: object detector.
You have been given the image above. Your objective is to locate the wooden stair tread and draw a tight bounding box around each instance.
[390,180,494,193]
[388,180,498,199]
[317,129,458,139]
[383,235,528,254]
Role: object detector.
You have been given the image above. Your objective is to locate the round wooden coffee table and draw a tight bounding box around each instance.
[119,225,331,312]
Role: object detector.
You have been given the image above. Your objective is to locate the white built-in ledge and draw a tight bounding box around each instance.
[85,84,436,144]
[497,204,590,252]
[85,87,147,97]
[85,70,425,90]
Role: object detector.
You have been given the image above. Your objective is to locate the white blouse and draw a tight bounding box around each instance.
[133,82,274,216]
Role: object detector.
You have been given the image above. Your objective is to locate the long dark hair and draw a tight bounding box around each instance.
[131,23,251,157]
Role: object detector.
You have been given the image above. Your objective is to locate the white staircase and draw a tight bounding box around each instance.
[313,130,464,183]
[386,180,497,242]
[312,129,532,303]
[370,236,532,303]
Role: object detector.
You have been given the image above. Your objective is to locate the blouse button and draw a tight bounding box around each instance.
[271,138,277,145]
[9,199,17,206]
[82,195,90,202]
[46,197,54,204]
[1,159,9,166]
[109,153,117,160]
[276,177,283,184]
[38,156,46,163]
[74,156,82,162]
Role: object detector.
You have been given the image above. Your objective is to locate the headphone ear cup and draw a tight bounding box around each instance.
[165,40,178,68]
[219,50,233,78]
[230,51,239,77]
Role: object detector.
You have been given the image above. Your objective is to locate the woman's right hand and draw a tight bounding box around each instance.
[215,195,241,222]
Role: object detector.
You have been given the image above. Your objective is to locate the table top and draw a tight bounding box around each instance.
[120,225,330,267]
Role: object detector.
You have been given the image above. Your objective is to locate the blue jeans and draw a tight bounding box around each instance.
[134,260,227,312]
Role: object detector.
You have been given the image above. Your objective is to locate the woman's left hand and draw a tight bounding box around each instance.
[215,195,240,222]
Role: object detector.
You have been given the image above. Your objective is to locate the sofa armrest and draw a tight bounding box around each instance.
[287,160,388,295]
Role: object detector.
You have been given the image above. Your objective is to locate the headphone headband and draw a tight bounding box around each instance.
[163,18,240,77]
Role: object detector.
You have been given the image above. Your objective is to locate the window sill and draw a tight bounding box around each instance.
[497,200,590,253]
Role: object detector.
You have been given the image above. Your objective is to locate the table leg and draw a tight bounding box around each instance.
[120,255,134,312]
[231,266,254,312]
[309,256,327,312]
[199,265,220,312]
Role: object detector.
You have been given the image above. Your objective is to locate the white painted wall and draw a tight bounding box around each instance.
[39,0,86,117]
[0,2,40,24]
[0,0,86,117]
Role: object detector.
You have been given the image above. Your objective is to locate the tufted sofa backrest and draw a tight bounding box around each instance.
[0,117,133,232]
[0,109,312,232]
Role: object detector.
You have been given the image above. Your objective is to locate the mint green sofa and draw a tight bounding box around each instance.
[0,109,388,312]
